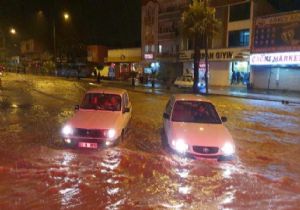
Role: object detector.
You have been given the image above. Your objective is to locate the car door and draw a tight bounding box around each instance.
[122,92,131,129]
[163,97,174,141]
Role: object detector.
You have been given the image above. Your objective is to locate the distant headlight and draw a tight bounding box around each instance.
[105,129,116,139]
[221,143,235,156]
[62,125,73,136]
[172,139,189,153]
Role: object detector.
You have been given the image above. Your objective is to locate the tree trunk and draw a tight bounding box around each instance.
[193,36,200,93]
[204,33,209,95]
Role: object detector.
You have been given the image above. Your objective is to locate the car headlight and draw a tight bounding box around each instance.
[221,143,235,156]
[62,125,73,136]
[172,139,189,153]
[105,129,116,139]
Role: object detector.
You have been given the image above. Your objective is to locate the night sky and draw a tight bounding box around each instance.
[0,0,141,49]
[1,0,300,50]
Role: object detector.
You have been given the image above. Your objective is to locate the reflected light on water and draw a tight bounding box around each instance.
[59,187,80,206]
[107,187,120,196]
[100,149,121,171]
[161,203,184,209]
[62,152,75,166]
[220,191,236,209]
[179,186,191,195]
[175,168,189,179]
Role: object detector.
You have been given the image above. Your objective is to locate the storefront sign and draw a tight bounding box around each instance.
[144,53,153,60]
[179,48,247,62]
[252,11,300,53]
[250,52,300,65]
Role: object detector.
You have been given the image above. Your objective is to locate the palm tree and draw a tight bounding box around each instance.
[181,0,220,94]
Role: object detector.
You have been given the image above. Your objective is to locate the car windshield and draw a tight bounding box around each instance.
[171,101,222,124]
[80,93,121,111]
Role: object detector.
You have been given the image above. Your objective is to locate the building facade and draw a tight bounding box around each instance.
[87,45,108,64]
[250,11,300,91]
[141,0,190,79]
[141,0,275,88]
[179,0,274,87]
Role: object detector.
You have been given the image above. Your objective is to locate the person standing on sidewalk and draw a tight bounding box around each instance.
[94,65,101,83]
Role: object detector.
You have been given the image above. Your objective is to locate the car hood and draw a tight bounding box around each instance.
[68,110,121,130]
[170,122,233,147]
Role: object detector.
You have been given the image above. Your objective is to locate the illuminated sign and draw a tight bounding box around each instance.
[179,48,248,62]
[144,53,153,60]
[250,52,300,65]
[252,11,300,53]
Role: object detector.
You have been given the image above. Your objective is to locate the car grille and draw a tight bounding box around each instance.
[74,128,105,138]
[193,146,219,154]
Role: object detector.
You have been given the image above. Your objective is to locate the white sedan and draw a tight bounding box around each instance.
[61,88,132,149]
[162,94,235,160]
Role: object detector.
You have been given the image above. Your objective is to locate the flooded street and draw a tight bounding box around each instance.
[1,74,300,209]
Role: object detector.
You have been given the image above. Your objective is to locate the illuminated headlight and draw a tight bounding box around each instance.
[105,129,116,139]
[172,139,189,153]
[62,125,73,136]
[221,143,235,156]
[64,138,72,144]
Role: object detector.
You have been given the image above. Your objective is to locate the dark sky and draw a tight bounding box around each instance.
[1,0,300,50]
[0,0,141,48]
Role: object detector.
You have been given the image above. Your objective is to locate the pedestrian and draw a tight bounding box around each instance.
[231,69,236,85]
[236,71,241,84]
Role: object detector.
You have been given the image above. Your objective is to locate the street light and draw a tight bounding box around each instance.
[63,12,70,21]
[53,12,71,62]
[10,28,16,35]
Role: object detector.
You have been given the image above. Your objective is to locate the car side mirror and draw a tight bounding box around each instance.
[75,105,80,111]
[123,107,130,113]
[163,113,170,119]
[221,116,227,122]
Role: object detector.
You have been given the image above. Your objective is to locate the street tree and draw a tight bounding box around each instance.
[181,0,220,94]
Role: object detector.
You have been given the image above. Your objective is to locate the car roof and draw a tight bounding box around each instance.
[86,87,127,95]
[172,94,212,103]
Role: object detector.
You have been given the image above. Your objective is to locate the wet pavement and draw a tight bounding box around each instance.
[0,74,300,209]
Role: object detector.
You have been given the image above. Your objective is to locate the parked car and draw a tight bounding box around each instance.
[174,75,205,89]
[162,94,235,160]
[61,88,132,148]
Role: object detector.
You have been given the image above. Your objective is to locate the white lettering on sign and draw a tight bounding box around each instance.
[144,54,153,60]
[250,52,300,65]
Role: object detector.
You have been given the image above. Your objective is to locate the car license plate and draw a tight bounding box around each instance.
[78,142,98,149]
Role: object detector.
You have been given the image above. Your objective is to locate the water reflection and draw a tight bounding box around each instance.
[100,149,121,171]
[178,185,191,195]
[62,152,75,166]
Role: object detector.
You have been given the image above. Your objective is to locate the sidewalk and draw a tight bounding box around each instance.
[84,78,300,104]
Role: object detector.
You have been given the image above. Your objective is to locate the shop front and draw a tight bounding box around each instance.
[105,48,142,80]
[250,52,300,91]
[179,48,250,87]
[250,11,300,91]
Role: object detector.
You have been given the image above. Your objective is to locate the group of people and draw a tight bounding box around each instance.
[231,70,250,85]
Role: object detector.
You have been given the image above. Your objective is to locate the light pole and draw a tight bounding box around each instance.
[53,12,70,63]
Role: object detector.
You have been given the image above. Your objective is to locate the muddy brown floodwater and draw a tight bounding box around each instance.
[0,74,300,209]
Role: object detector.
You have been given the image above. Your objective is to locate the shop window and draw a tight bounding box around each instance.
[229,2,250,22]
[145,45,149,53]
[151,45,155,52]
[159,45,162,53]
[230,61,250,86]
[228,29,249,47]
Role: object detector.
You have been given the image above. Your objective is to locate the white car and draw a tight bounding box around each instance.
[174,76,194,88]
[61,88,132,149]
[174,76,205,89]
[162,94,235,160]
